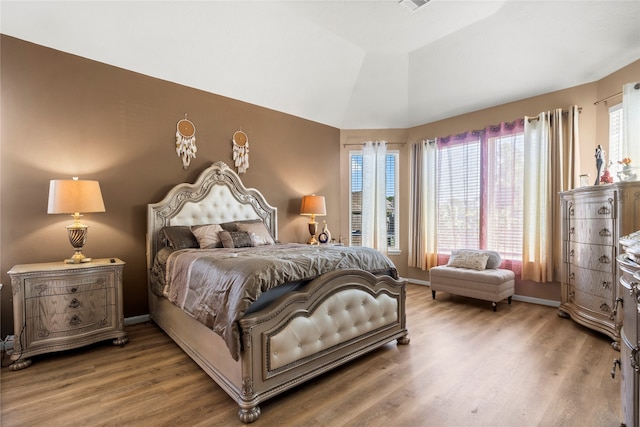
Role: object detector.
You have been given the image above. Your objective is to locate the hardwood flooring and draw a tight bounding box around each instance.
[1,284,622,426]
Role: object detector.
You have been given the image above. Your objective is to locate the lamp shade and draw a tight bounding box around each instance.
[48,179,106,214]
[300,195,326,216]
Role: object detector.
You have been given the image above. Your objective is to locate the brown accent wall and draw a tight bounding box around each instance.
[0,36,341,337]
[341,59,640,302]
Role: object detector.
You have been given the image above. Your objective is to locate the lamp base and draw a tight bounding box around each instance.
[307,221,319,245]
[65,253,92,264]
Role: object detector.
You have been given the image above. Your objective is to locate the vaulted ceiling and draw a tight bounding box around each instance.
[1,1,639,129]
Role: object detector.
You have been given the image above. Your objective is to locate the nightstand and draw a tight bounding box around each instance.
[7,258,127,370]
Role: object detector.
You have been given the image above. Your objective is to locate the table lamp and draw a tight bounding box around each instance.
[300,194,326,245]
[48,178,106,263]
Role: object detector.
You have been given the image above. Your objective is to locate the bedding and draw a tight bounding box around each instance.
[157,243,397,360]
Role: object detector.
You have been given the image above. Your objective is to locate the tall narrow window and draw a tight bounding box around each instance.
[350,150,399,252]
[609,103,623,177]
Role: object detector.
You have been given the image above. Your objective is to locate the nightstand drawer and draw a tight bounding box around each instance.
[24,271,114,299]
[28,305,117,339]
[25,286,114,316]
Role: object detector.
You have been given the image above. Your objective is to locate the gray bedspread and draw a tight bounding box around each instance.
[162,243,398,360]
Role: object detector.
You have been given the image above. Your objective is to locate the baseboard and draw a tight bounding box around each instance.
[511,295,560,307]
[404,277,430,286]
[125,314,150,325]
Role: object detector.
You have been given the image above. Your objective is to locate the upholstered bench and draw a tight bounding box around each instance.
[430,249,515,311]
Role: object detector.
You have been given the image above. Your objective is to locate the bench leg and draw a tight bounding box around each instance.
[492,302,497,312]
[432,290,436,299]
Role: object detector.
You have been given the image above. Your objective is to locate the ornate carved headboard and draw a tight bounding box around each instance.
[146,161,278,269]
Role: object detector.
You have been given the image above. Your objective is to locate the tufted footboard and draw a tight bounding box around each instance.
[236,268,409,422]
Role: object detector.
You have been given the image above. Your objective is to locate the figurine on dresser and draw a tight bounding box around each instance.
[595,145,605,185]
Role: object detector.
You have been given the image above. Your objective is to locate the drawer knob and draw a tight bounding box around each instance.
[569,227,575,234]
[69,315,81,326]
[597,205,611,215]
[598,255,610,264]
[569,272,575,280]
[601,281,611,289]
[70,287,78,293]
[599,228,611,237]
[69,298,80,309]
[569,249,575,257]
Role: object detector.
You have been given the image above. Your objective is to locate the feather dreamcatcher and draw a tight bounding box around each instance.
[232,130,250,174]
[176,115,197,169]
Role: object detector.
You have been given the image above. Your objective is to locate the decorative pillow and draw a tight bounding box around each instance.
[162,226,199,249]
[236,221,275,245]
[221,219,263,232]
[447,250,490,271]
[484,250,502,269]
[218,231,254,248]
[191,224,224,249]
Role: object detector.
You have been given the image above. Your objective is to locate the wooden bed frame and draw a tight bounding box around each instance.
[146,161,409,422]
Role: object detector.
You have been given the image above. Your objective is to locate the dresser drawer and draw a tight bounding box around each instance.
[568,265,614,299]
[567,286,614,320]
[567,218,614,245]
[566,197,614,219]
[568,241,614,273]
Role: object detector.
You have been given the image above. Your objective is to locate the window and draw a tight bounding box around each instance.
[609,103,623,177]
[349,151,399,251]
[436,126,524,260]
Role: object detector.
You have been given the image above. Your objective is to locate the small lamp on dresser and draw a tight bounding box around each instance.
[47,177,106,264]
[300,194,326,245]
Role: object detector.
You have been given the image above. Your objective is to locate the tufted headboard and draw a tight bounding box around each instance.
[146,161,278,270]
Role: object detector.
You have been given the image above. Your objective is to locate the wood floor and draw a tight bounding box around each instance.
[1,284,623,426]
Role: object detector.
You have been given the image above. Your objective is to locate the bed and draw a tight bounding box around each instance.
[146,161,409,423]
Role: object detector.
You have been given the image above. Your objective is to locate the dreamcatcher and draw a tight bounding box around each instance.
[176,115,197,170]
[232,130,250,174]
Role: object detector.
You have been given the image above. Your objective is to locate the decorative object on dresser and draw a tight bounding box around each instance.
[300,194,326,245]
[7,258,127,370]
[47,178,106,264]
[614,231,640,427]
[175,114,197,170]
[559,182,640,349]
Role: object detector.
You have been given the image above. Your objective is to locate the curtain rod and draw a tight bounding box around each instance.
[342,142,406,148]
[594,83,640,105]
[594,91,622,105]
[527,107,582,122]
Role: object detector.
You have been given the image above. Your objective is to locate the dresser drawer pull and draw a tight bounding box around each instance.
[569,249,575,257]
[597,205,611,215]
[631,347,640,374]
[70,287,78,293]
[610,297,622,320]
[599,255,611,264]
[69,315,81,326]
[569,227,575,235]
[598,228,611,237]
[601,280,611,289]
[69,298,80,309]
[569,272,575,280]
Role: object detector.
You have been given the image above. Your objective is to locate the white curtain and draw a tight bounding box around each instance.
[362,141,388,252]
[623,82,640,164]
[522,107,579,283]
[408,140,437,270]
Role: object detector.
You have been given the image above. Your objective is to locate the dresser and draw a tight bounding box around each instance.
[559,182,640,348]
[8,258,127,370]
